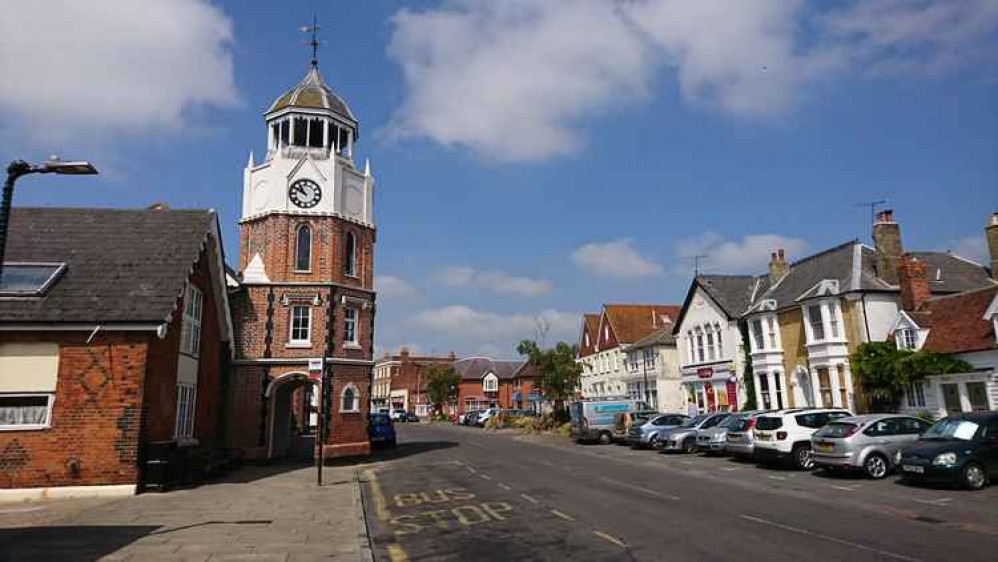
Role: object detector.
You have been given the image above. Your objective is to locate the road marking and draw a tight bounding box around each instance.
[598,477,680,500]
[912,497,952,506]
[366,469,391,522]
[680,460,694,465]
[593,531,627,548]
[739,515,922,562]
[387,543,409,562]
[465,466,478,474]
[550,509,576,522]
[831,485,856,491]
[767,475,786,481]
[452,460,464,466]
[520,493,539,504]
[721,467,739,472]
[498,483,512,490]
[479,474,492,480]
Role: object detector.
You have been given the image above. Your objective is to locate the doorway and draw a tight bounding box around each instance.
[266,372,319,460]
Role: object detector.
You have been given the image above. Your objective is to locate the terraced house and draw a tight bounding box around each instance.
[577,304,681,403]
[741,210,994,413]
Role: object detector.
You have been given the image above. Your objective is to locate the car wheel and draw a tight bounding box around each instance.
[863,454,889,479]
[598,432,612,445]
[648,434,660,449]
[681,438,696,454]
[792,444,814,470]
[962,462,987,490]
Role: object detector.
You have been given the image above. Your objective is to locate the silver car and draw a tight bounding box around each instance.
[697,411,764,455]
[627,414,690,449]
[811,414,932,479]
[658,413,730,454]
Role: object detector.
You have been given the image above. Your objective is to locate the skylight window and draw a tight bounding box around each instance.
[0,263,66,296]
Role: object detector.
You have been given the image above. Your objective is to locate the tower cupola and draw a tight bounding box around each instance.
[264,65,359,160]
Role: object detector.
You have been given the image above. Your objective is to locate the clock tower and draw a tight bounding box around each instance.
[229,52,377,460]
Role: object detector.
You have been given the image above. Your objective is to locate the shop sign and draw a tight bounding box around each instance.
[726,381,738,410]
[696,367,714,379]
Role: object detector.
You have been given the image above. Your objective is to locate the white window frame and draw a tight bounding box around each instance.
[0,393,55,431]
[695,328,705,363]
[180,284,203,357]
[643,348,657,369]
[344,308,359,346]
[806,303,825,343]
[628,352,639,372]
[752,319,765,351]
[173,383,197,441]
[340,383,360,413]
[897,328,917,351]
[767,317,778,349]
[715,324,724,357]
[289,305,312,345]
[483,374,499,392]
[345,232,358,277]
[706,330,716,361]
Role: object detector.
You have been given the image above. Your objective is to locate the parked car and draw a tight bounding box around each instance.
[570,397,651,444]
[657,413,730,454]
[390,409,406,422]
[477,407,499,426]
[697,412,764,455]
[458,410,480,426]
[627,413,689,449]
[402,411,420,423]
[898,412,998,490]
[753,408,851,470]
[368,413,397,448]
[726,410,786,460]
[613,410,659,443]
[811,414,931,479]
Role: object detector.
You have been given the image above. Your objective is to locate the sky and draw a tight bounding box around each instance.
[2,0,997,359]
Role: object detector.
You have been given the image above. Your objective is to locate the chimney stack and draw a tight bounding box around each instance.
[987,212,998,281]
[898,255,930,311]
[873,209,903,285]
[768,248,789,285]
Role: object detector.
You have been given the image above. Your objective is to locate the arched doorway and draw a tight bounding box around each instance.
[265,372,319,460]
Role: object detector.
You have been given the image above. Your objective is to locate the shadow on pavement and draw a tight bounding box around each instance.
[333,440,458,466]
[215,459,313,484]
[0,525,158,562]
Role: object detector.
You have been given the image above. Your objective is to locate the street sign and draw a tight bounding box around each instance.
[309,358,323,372]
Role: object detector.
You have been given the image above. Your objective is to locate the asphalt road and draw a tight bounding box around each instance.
[361,424,998,562]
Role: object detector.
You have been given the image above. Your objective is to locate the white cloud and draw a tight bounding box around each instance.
[949,236,988,265]
[438,266,553,297]
[0,0,238,144]
[410,306,578,349]
[376,274,421,300]
[674,232,809,275]
[572,239,663,278]
[386,0,997,161]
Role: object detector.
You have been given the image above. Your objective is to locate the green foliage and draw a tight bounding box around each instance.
[851,342,972,411]
[516,340,583,414]
[425,365,461,412]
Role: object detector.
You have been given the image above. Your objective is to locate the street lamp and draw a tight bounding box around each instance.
[0,157,98,280]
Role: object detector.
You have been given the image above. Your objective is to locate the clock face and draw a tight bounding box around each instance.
[289,179,322,209]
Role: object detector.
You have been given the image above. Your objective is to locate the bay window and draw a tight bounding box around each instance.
[643,348,656,369]
[807,304,825,342]
[752,319,765,350]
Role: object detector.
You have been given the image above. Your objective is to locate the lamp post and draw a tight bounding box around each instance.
[1,158,98,280]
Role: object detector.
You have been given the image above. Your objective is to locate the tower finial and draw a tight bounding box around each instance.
[300,13,321,68]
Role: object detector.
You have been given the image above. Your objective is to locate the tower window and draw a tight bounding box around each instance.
[295,225,311,272]
[290,305,311,344]
[345,232,357,277]
[279,119,289,147]
[344,308,358,345]
[307,118,324,148]
[293,117,308,146]
[338,128,349,154]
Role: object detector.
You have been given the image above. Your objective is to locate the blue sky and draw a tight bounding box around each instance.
[2,1,996,358]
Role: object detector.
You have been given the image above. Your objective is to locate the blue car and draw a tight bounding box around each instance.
[369,413,397,448]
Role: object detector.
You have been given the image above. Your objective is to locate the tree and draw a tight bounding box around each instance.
[425,365,461,413]
[517,339,583,419]
[851,342,972,411]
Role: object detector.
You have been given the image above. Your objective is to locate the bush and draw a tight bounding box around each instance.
[912,410,938,424]
[555,422,571,437]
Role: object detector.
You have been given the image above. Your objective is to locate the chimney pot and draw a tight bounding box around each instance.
[778,248,785,260]
[875,209,895,224]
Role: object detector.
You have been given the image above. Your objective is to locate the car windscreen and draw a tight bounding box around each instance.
[682,414,708,428]
[814,422,857,438]
[728,418,752,431]
[369,414,390,426]
[922,418,981,441]
[719,415,745,429]
[755,416,783,431]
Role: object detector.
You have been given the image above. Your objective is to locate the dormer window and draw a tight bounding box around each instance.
[896,328,917,350]
[483,373,499,392]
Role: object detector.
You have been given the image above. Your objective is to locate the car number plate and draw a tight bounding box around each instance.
[902,465,924,474]
[816,443,832,453]
[756,433,770,441]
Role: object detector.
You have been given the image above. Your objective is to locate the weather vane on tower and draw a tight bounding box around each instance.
[300,14,321,68]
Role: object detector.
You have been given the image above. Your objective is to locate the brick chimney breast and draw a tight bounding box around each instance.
[986,212,998,281]
[768,248,789,285]
[873,209,903,285]
[898,255,930,311]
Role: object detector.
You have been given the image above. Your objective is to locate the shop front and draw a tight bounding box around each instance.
[681,363,740,415]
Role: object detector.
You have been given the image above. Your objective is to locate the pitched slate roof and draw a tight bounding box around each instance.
[699,275,768,317]
[453,357,525,381]
[604,304,681,344]
[1,207,217,325]
[912,285,998,354]
[629,325,677,348]
[907,252,994,295]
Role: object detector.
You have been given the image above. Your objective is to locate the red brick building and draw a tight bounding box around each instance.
[373,349,456,417]
[452,358,541,414]
[227,61,378,460]
[0,208,233,498]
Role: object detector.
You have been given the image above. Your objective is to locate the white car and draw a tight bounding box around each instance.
[476,408,499,426]
[753,408,851,470]
[390,409,406,422]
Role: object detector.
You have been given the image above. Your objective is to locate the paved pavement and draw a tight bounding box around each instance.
[363,424,998,562]
[0,461,372,562]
